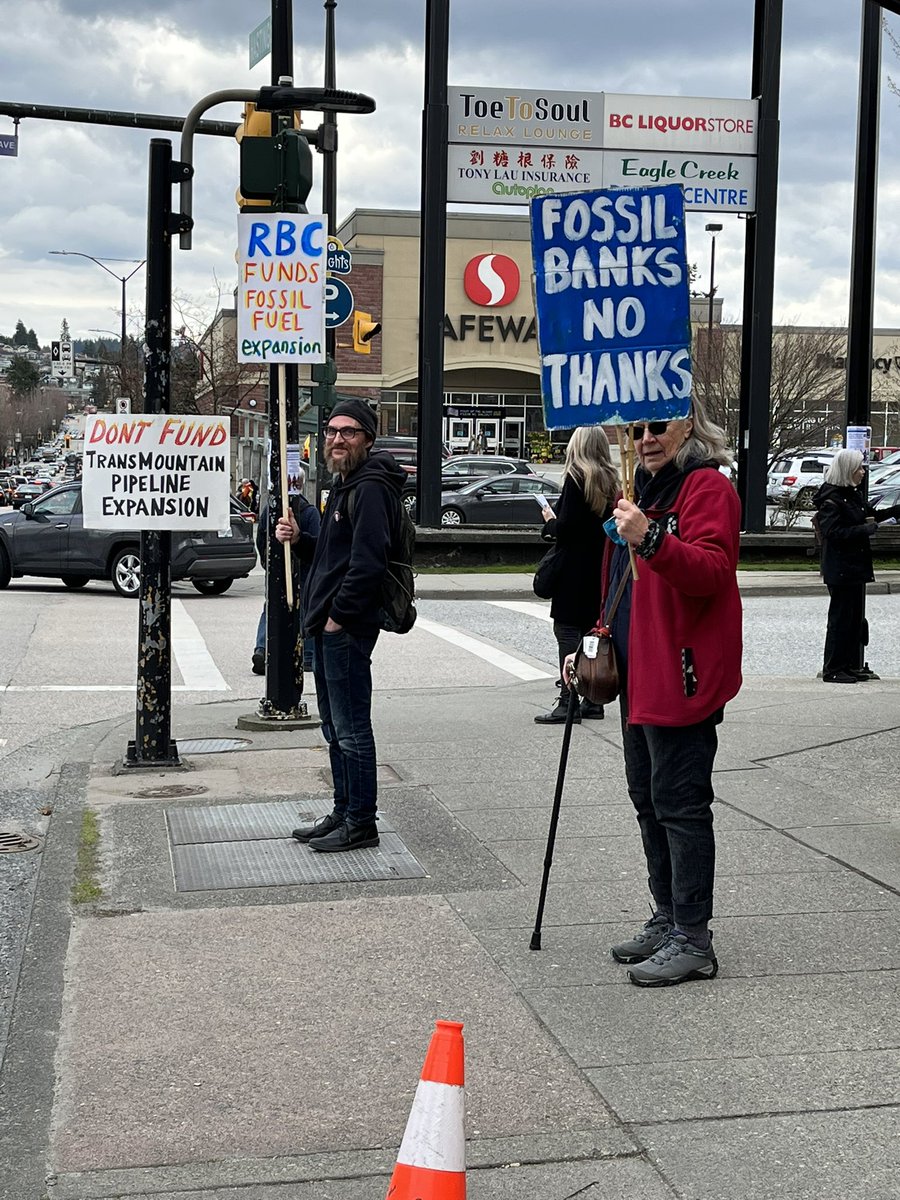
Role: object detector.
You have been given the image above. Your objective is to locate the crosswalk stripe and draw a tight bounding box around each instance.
[488,599,553,622]
[171,599,229,691]
[414,614,553,681]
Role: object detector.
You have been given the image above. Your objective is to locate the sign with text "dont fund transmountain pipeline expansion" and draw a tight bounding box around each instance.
[530,184,692,431]
[237,213,326,364]
[81,414,232,531]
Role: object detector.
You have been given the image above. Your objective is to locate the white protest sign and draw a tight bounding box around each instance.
[82,414,231,531]
[237,212,327,364]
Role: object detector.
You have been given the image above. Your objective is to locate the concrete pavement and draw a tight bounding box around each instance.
[1,574,898,1199]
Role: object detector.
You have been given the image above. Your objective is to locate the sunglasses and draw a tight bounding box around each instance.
[631,420,673,440]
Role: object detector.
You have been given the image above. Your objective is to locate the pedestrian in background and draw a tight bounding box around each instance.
[252,464,320,675]
[567,401,742,986]
[813,448,900,683]
[534,426,618,724]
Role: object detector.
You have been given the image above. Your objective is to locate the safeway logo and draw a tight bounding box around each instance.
[463,253,520,307]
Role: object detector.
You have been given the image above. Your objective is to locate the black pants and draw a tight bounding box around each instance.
[823,583,865,675]
[553,620,584,692]
[621,691,722,928]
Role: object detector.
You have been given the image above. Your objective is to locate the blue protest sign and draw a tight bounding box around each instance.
[530,184,691,430]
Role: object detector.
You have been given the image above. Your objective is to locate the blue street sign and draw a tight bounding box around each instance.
[324,277,354,329]
[0,134,18,157]
[327,247,352,274]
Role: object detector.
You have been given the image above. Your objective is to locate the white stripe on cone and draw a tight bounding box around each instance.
[395,1079,466,1173]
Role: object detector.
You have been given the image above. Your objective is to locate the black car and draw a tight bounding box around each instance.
[411,474,561,526]
[0,482,257,597]
[401,454,536,512]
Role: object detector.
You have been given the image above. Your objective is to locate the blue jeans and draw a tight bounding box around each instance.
[621,692,722,928]
[313,630,379,825]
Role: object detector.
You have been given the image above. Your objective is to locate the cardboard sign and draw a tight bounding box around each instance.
[237,213,326,364]
[530,184,692,430]
[82,414,231,530]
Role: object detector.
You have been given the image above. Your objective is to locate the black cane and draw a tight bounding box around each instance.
[530,683,580,950]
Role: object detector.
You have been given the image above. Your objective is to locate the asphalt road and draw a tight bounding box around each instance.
[2,567,899,761]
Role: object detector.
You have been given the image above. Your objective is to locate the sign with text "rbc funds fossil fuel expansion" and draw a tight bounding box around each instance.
[530,184,692,430]
[237,213,326,364]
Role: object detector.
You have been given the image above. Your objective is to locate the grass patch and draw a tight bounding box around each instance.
[417,558,900,575]
[71,808,101,905]
[417,562,540,574]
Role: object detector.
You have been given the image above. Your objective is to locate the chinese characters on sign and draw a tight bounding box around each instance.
[530,185,692,430]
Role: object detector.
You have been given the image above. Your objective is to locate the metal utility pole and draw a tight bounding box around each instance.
[737,0,783,532]
[416,0,450,528]
[315,0,339,508]
[125,138,185,767]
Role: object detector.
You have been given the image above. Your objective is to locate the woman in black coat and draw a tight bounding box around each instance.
[534,426,618,723]
[814,448,900,683]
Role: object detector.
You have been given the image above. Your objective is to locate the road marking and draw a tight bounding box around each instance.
[488,599,553,622]
[414,615,553,681]
[0,685,226,693]
[171,600,229,691]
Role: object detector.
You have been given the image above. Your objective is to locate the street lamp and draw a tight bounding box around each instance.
[48,250,145,367]
[704,223,723,345]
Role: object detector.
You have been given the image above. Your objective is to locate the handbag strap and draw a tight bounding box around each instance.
[601,560,631,628]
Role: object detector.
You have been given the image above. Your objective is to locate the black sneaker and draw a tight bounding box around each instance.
[822,671,858,684]
[309,817,380,853]
[251,650,265,676]
[610,912,673,963]
[534,693,580,724]
[850,666,880,681]
[292,810,344,843]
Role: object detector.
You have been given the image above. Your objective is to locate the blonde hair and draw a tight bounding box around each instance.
[674,399,732,469]
[564,426,619,517]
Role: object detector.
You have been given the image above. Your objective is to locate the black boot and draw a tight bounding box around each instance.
[579,698,605,719]
[534,687,580,724]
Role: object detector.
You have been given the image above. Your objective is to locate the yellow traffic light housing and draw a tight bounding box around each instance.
[352,310,381,355]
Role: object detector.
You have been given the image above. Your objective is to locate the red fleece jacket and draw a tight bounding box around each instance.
[607,467,743,726]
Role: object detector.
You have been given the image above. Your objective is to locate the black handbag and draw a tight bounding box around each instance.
[533,544,564,599]
[571,568,630,705]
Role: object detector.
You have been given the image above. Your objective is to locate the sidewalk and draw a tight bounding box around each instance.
[5,661,897,1199]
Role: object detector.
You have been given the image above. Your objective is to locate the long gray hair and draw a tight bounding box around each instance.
[564,426,620,516]
[673,399,733,470]
[824,449,863,486]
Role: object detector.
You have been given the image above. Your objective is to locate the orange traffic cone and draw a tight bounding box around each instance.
[386,1020,466,1199]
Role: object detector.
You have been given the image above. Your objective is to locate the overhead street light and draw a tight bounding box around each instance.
[704,223,723,346]
[48,250,146,364]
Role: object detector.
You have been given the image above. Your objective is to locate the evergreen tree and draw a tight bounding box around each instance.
[26,328,40,351]
[5,356,40,398]
[12,319,28,346]
[60,318,71,343]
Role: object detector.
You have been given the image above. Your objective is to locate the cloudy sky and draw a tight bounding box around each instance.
[1,0,900,346]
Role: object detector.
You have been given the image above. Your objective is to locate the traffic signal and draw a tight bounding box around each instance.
[64,434,71,449]
[352,311,381,355]
[236,102,313,210]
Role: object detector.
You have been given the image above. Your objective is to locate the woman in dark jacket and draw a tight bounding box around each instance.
[814,449,900,683]
[534,426,618,724]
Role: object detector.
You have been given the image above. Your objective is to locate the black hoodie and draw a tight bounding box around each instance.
[302,450,407,637]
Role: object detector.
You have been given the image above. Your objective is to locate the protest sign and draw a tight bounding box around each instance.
[237,212,327,364]
[82,414,231,531]
[530,183,692,430]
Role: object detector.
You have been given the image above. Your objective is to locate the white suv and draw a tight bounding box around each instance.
[767,451,837,507]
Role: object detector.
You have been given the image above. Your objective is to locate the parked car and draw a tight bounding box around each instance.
[411,474,561,526]
[869,475,900,509]
[767,451,837,507]
[0,476,15,506]
[9,481,48,509]
[0,482,257,597]
[400,454,537,512]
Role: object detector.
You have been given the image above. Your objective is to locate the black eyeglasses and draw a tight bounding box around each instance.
[324,425,365,441]
[631,421,673,440]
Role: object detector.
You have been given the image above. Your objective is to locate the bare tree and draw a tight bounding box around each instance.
[172,280,266,418]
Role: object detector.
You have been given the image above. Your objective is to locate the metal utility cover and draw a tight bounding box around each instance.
[177,738,252,755]
[166,800,426,892]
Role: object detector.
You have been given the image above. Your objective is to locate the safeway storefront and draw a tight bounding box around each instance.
[333,207,544,456]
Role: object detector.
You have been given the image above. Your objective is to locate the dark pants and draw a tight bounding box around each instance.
[313,630,379,825]
[823,583,865,675]
[621,692,722,928]
[553,619,585,692]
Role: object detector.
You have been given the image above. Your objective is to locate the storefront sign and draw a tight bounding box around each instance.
[444,404,506,419]
[81,414,231,530]
[443,313,536,343]
[237,213,326,363]
[463,253,520,305]
[449,86,758,213]
[531,184,692,430]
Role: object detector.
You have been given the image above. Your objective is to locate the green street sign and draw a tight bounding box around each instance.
[249,17,272,69]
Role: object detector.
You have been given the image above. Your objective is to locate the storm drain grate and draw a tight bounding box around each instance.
[0,830,41,854]
[178,738,252,755]
[165,800,426,891]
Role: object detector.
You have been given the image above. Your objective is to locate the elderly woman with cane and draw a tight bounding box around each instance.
[566,400,742,986]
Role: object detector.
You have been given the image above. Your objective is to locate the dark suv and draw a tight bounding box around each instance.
[0,482,257,597]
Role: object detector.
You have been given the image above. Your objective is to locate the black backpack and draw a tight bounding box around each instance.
[346,486,417,634]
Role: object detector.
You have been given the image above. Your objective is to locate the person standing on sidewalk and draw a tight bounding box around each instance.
[534,426,618,724]
[813,449,900,684]
[276,399,407,853]
[567,402,742,986]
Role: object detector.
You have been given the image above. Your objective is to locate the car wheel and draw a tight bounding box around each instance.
[797,487,816,509]
[111,548,141,598]
[0,545,10,589]
[402,491,416,514]
[441,507,465,526]
[61,574,90,589]
[191,578,234,595]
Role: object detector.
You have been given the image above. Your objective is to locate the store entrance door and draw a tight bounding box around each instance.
[475,419,499,454]
[502,419,523,457]
[446,417,473,454]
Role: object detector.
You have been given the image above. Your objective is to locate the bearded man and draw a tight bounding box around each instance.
[276,399,406,852]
